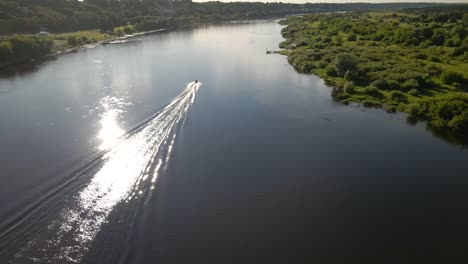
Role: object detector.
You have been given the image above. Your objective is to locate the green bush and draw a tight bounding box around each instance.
[428,56,441,63]
[402,79,420,91]
[347,34,357,41]
[371,79,389,90]
[325,65,337,76]
[318,61,328,68]
[426,64,442,76]
[441,71,464,85]
[67,36,79,46]
[387,80,401,90]
[363,86,383,97]
[431,95,468,130]
[123,26,134,35]
[362,99,382,108]
[408,103,420,117]
[408,88,420,96]
[414,53,427,60]
[390,90,408,102]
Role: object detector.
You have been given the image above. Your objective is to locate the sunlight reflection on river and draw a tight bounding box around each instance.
[96,96,129,150]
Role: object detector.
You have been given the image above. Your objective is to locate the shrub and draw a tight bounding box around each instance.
[426,64,442,76]
[441,71,464,85]
[344,81,355,94]
[428,56,441,63]
[67,36,79,46]
[390,90,408,102]
[318,61,328,68]
[408,89,420,96]
[431,95,468,130]
[408,103,420,117]
[453,47,466,56]
[347,34,357,41]
[402,79,420,91]
[387,80,401,90]
[371,79,389,90]
[323,36,332,43]
[363,86,383,97]
[362,99,382,108]
[115,29,124,37]
[325,65,337,76]
[123,26,134,35]
[414,53,427,60]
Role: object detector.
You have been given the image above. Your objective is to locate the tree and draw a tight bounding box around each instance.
[333,54,358,76]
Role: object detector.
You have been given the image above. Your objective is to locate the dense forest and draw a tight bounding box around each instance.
[279,6,468,134]
[0,1,449,35]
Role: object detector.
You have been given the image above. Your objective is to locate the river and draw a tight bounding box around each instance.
[0,20,467,263]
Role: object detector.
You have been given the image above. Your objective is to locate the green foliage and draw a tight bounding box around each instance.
[344,81,355,94]
[412,95,468,131]
[441,71,464,85]
[408,88,420,96]
[333,54,358,76]
[347,34,357,41]
[364,86,383,97]
[344,70,355,81]
[402,79,420,91]
[281,7,468,134]
[371,79,389,90]
[123,26,134,35]
[389,90,408,102]
[325,65,337,77]
[0,36,53,66]
[67,36,79,46]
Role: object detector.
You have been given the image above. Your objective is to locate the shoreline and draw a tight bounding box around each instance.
[0,29,168,72]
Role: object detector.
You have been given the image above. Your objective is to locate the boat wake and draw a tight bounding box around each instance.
[9,82,201,263]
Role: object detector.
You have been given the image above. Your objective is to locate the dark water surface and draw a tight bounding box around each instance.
[1,21,467,263]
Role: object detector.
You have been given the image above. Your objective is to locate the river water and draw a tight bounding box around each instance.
[0,21,467,263]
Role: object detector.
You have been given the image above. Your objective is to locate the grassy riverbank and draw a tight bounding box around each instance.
[279,7,468,134]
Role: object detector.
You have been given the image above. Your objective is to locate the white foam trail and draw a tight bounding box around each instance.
[12,82,201,263]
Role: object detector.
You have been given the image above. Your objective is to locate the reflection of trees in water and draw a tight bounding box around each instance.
[330,88,468,148]
[0,56,57,78]
[407,116,468,147]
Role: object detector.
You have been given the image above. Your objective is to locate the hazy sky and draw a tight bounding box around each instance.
[193,0,468,3]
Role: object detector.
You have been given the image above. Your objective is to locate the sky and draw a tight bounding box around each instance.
[193,0,468,3]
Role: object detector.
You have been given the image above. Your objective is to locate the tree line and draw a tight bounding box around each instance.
[0,0,449,35]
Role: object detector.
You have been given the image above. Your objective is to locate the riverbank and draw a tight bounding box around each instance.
[279,8,468,135]
[0,28,169,70]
